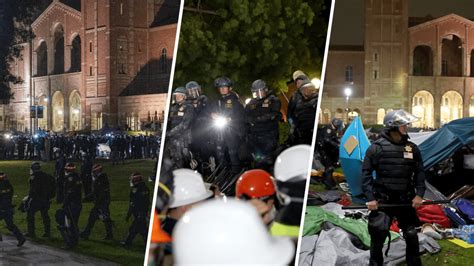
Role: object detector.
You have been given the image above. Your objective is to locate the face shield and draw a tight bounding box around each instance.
[186,87,201,99]
[300,83,317,99]
[173,92,186,103]
[251,88,267,99]
[385,110,418,128]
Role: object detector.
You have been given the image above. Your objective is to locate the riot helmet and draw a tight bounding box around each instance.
[251,79,268,100]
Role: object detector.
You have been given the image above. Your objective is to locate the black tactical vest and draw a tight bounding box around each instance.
[373,137,417,195]
[246,95,279,133]
[168,103,187,130]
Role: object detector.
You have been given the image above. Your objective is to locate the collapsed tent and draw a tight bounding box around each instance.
[418,117,474,170]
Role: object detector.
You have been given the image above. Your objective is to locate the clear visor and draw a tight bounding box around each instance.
[187,87,200,99]
[252,88,267,99]
[300,84,317,98]
[391,110,419,127]
[173,92,186,102]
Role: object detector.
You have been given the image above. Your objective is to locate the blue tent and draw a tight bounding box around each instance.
[419,117,474,170]
[339,116,371,197]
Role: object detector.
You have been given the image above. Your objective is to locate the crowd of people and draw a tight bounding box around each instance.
[148,70,318,264]
[0,159,151,249]
[0,132,160,162]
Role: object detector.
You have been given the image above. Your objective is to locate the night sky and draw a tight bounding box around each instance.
[331,0,474,46]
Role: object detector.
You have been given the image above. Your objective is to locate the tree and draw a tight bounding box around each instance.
[0,0,50,103]
[173,0,329,97]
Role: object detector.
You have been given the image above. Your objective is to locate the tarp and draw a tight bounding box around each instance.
[303,206,399,247]
[408,131,436,146]
[339,116,371,197]
[419,118,474,170]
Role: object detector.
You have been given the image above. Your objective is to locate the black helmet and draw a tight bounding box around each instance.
[185,81,201,99]
[383,109,418,129]
[31,162,41,172]
[214,76,233,88]
[251,79,268,99]
[331,118,345,132]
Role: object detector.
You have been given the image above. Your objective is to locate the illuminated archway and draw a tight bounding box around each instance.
[440,91,463,125]
[470,96,474,117]
[37,95,48,130]
[52,91,64,131]
[69,91,81,130]
[377,108,385,125]
[412,90,434,128]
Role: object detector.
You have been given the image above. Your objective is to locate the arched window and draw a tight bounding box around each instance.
[345,65,353,82]
[441,35,462,77]
[54,25,65,74]
[36,41,48,76]
[70,35,81,72]
[413,45,433,76]
[161,48,168,73]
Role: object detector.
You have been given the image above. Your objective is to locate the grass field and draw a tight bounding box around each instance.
[0,159,157,265]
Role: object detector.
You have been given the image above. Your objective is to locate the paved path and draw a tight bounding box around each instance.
[0,235,119,265]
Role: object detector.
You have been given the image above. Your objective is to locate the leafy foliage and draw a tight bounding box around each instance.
[0,0,51,102]
[174,0,329,97]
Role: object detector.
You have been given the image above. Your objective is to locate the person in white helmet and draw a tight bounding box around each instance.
[270,144,311,237]
[161,169,213,236]
[173,199,295,265]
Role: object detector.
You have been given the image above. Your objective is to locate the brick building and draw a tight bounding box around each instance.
[322,0,474,128]
[1,0,178,132]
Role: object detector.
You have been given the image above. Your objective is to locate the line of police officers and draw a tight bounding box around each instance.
[0,159,150,249]
[166,70,319,173]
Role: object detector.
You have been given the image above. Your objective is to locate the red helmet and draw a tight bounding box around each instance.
[92,164,103,174]
[236,169,276,199]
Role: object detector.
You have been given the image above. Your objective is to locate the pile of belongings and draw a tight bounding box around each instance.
[299,204,441,265]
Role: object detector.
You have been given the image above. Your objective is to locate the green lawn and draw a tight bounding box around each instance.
[0,159,157,265]
[417,240,474,266]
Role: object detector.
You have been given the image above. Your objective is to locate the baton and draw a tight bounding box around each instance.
[341,200,451,210]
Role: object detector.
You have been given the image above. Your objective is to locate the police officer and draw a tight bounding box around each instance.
[317,118,344,189]
[80,164,113,240]
[26,162,54,238]
[167,87,194,168]
[291,80,318,145]
[186,81,212,170]
[245,79,282,170]
[362,110,425,266]
[122,173,150,247]
[0,172,26,247]
[81,152,94,199]
[210,76,245,174]
[55,149,66,203]
[62,162,82,248]
[287,70,309,131]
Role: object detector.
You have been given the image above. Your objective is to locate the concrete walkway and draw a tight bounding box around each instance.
[0,235,119,265]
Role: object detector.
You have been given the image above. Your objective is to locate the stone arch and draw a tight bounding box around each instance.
[377,108,385,125]
[470,95,474,117]
[53,24,65,74]
[412,90,434,128]
[52,91,65,132]
[441,34,463,76]
[37,95,49,130]
[413,45,433,76]
[441,90,463,125]
[70,35,81,72]
[322,108,331,124]
[69,91,81,130]
[335,108,344,119]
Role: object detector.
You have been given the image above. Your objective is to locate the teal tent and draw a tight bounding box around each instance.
[339,116,371,197]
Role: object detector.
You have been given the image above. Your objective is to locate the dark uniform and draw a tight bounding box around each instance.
[81,167,113,240]
[55,152,66,203]
[292,92,318,145]
[245,92,282,170]
[211,90,245,173]
[80,154,93,198]
[189,94,213,169]
[122,175,150,247]
[362,129,425,266]
[167,97,194,168]
[0,174,26,246]
[60,166,83,248]
[317,121,342,189]
[27,164,54,237]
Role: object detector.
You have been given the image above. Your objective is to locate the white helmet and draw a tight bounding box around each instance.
[169,169,213,208]
[274,144,312,182]
[173,199,295,265]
